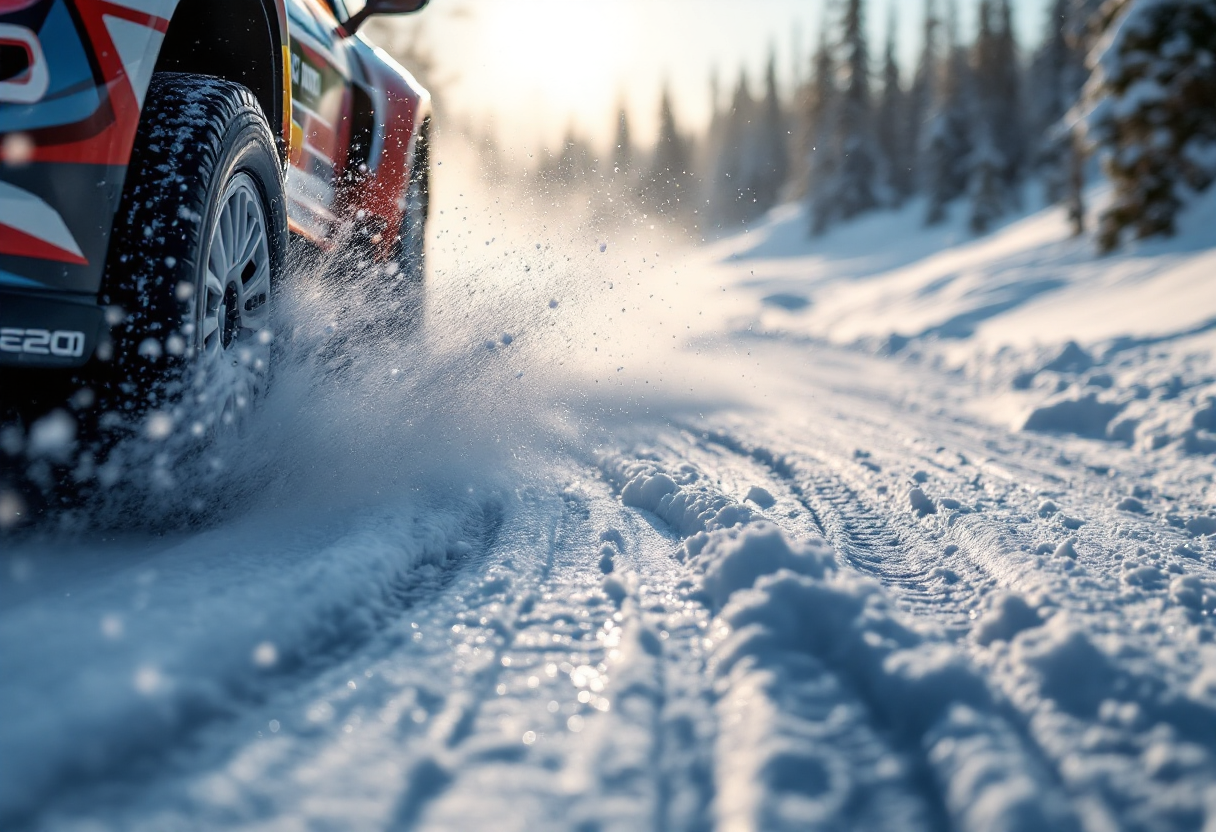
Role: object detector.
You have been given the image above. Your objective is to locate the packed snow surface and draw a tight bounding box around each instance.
[4,150,1216,832]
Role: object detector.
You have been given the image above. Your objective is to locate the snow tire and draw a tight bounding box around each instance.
[96,72,287,434]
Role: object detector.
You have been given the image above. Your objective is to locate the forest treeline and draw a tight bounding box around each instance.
[504,0,1216,252]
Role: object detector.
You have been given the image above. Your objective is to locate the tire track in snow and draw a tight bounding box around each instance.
[413,481,720,832]
[600,448,1091,831]
[682,427,984,635]
[599,454,982,830]
[691,357,1216,831]
[0,498,503,831]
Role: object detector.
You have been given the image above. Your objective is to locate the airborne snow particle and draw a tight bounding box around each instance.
[101,615,124,640]
[0,490,26,530]
[253,642,278,667]
[27,410,76,459]
[1,132,34,165]
[133,666,163,695]
[138,338,162,359]
[145,412,174,441]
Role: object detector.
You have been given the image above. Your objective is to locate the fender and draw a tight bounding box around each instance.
[341,35,430,257]
[0,0,289,295]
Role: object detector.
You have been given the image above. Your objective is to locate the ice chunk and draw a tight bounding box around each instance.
[689,522,835,609]
[744,485,775,509]
[1040,341,1093,374]
[1185,516,1216,537]
[1021,393,1124,438]
[1053,539,1078,559]
[908,487,937,517]
[1115,496,1147,513]
[975,593,1042,646]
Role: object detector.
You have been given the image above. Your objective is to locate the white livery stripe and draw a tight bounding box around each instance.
[0,181,85,259]
[102,15,165,109]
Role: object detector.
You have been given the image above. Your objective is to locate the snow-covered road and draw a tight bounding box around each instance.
[5,152,1216,832]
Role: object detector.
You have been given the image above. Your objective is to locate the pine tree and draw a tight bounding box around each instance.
[806,22,839,234]
[876,9,912,205]
[753,51,790,213]
[831,0,879,220]
[712,69,757,225]
[967,0,1023,231]
[647,84,693,217]
[553,127,595,184]
[969,128,1005,233]
[612,105,632,178]
[1085,0,1216,251]
[907,0,941,191]
[924,0,973,224]
[990,0,1025,189]
[1030,0,1080,206]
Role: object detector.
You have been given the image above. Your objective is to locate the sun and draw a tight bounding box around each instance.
[461,0,637,147]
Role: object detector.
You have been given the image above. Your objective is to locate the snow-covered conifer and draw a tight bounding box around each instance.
[711,69,758,225]
[612,105,632,178]
[924,0,974,224]
[969,128,1006,232]
[646,84,694,217]
[831,0,880,221]
[806,22,839,234]
[907,0,942,190]
[876,10,913,205]
[1083,0,1216,251]
[753,52,791,213]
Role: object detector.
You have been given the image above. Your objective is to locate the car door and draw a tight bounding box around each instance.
[284,0,354,246]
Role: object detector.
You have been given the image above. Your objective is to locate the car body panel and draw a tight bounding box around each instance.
[0,0,429,368]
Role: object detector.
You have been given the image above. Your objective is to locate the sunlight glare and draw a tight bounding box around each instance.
[471,0,635,145]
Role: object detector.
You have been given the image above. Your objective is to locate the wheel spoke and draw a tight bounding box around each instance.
[205,267,224,301]
[237,226,263,277]
[201,310,220,342]
[200,172,272,359]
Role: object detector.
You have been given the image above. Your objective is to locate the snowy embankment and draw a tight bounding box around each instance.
[712,187,1216,456]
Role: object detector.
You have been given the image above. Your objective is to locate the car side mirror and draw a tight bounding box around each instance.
[342,0,429,35]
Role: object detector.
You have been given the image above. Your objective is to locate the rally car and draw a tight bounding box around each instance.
[0,0,431,427]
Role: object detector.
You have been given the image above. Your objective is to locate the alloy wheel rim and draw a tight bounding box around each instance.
[201,172,271,358]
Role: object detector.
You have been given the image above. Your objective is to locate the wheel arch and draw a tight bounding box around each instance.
[154,0,291,163]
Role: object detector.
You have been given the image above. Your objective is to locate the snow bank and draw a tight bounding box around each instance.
[707,185,1216,460]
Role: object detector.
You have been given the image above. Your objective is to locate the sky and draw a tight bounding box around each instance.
[374,0,1048,153]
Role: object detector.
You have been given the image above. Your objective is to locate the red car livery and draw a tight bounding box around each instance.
[0,0,431,373]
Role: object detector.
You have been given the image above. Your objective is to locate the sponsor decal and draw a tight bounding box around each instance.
[0,327,86,358]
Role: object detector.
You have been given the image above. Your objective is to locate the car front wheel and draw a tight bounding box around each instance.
[97,72,286,439]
